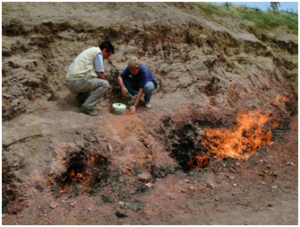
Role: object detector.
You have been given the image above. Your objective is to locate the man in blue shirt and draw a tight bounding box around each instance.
[117,56,157,114]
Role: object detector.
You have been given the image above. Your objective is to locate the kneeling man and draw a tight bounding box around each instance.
[66,41,114,116]
[117,56,157,114]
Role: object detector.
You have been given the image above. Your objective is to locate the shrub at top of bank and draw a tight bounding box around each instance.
[193,2,298,35]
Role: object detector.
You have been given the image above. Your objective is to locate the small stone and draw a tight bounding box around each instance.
[75,131,80,135]
[236,162,240,166]
[287,162,295,166]
[88,208,92,211]
[261,182,266,185]
[9,183,18,190]
[232,184,238,187]
[107,143,113,154]
[181,189,186,193]
[145,183,152,188]
[50,202,58,209]
[137,173,151,183]
[115,211,128,218]
[271,185,278,189]
[215,198,220,201]
[190,186,194,190]
[70,202,77,207]
[184,179,189,182]
[207,183,214,189]
[119,201,125,207]
[259,172,265,177]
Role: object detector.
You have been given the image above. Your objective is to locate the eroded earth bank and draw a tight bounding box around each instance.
[2,2,298,224]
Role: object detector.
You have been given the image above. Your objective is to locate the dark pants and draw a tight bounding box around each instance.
[123,78,155,102]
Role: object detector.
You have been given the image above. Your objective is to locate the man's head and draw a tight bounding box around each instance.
[128,56,140,75]
[99,41,115,59]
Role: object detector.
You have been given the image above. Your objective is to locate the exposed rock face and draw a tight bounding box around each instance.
[2,2,298,121]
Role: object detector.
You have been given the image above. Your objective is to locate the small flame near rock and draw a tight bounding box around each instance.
[270,95,286,106]
[187,154,210,168]
[69,169,86,182]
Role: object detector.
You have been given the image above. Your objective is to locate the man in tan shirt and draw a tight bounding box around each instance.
[66,41,114,116]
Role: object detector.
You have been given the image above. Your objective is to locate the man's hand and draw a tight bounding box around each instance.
[130,105,136,114]
[122,87,128,96]
[104,90,109,98]
[96,72,105,80]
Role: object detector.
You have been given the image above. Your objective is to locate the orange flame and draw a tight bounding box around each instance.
[70,169,76,178]
[270,95,286,106]
[201,111,273,161]
[59,187,67,193]
[187,154,210,168]
[70,170,85,182]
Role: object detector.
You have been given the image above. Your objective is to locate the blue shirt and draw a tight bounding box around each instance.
[120,64,157,89]
[94,53,104,72]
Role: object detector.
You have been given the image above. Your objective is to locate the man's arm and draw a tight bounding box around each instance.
[118,67,131,95]
[129,88,143,114]
[94,54,106,80]
[117,76,129,95]
[97,72,106,80]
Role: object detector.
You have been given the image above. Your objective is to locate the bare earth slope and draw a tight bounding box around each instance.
[2,2,298,225]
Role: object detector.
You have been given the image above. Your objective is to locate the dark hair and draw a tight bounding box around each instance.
[99,41,115,54]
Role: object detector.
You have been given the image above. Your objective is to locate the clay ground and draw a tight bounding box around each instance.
[2,91,298,225]
[1,2,298,225]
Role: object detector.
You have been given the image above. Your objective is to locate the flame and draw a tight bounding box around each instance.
[187,154,210,168]
[270,95,286,106]
[69,170,85,182]
[70,169,76,178]
[59,187,67,193]
[201,111,273,161]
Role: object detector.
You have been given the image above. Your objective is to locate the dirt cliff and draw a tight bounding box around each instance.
[2,2,298,224]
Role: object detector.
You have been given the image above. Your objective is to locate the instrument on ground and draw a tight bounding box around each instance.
[111,103,126,115]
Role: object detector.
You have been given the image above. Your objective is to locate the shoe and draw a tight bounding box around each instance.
[80,106,99,116]
[128,94,137,105]
[145,101,151,108]
[75,94,87,107]
[74,98,83,107]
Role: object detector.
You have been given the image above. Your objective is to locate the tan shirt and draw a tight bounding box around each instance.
[66,47,102,81]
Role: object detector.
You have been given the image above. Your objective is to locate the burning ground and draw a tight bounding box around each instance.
[2,99,298,224]
[2,2,298,225]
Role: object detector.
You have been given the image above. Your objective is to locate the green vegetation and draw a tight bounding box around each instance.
[192,2,298,35]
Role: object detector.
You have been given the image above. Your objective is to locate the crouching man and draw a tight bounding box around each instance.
[66,41,114,116]
[117,56,157,114]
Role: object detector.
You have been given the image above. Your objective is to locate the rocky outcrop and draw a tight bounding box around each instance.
[2,2,298,121]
